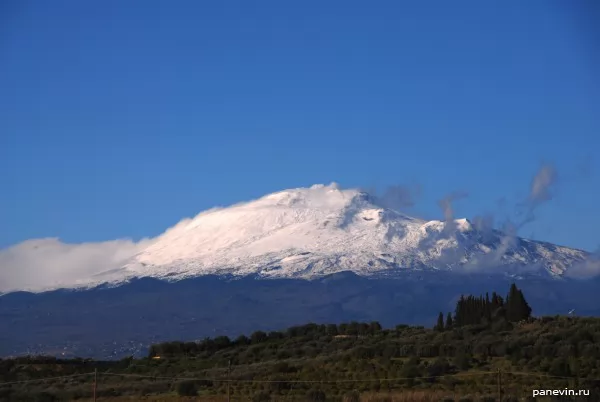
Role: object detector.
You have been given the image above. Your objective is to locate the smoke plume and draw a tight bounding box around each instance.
[514,163,558,231]
[438,191,468,236]
[367,182,422,212]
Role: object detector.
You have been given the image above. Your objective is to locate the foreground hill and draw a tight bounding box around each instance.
[1,306,599,401]
[3,272,600,359]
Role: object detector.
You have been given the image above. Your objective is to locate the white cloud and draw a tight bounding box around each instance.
[0,237,154,293]
[0,205,235,294]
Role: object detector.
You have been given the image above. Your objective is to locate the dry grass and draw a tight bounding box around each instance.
[350,390,481,401]
[78,396,222,401]
[77,390,498,401]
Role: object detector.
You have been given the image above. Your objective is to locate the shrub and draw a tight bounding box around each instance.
[252,391,271,402]
[272,361,295,374]
[306,388,327,401]
[33,392,57,402]
[176,380,198,396]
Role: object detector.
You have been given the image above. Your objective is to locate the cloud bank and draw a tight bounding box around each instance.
[0,238,154,293]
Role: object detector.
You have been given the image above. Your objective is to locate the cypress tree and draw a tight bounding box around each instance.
[445,312,453,330]
[451,285,531,328]
[506,283,517,321]
[435,312,445,331]
[483,292,492,322]
[505,283,532,322]
[517,288,532,320]
[455,295,465,326]
[506,283,519,322]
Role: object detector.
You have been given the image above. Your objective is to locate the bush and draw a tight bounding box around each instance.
[33,392,57,402]
[306,388,327,401]
[342,390,360,402]
[252,391,271,402]
[176,380,198,396]
[428,357,450,378]
[272,361,295,374]
[453,352,471,370]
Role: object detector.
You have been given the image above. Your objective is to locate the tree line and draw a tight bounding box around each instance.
[149,321,384,357]
[153,283,532,358]
[434,283,532,331]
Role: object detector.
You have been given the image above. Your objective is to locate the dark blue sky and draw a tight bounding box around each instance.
[1,0,599,250]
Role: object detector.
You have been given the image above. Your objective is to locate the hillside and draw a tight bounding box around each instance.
[3,273,600,360]
[2,286,599,402]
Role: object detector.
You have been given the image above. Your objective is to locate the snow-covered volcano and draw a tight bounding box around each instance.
[91,182,586,284]
[2,183,591,294]
[1,183,598,357]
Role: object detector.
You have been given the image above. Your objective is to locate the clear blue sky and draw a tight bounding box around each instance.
[1,1,599,251]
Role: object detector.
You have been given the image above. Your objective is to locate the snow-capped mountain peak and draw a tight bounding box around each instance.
[2,183,589,294]
[108,183,587,283]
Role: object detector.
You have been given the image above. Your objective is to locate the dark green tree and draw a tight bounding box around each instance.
[453,285,530,328]
[213,335,231,349]
[250,331,268,344]
[445,312,453,330]
[235,334,250,345]
[369,321,382,334]
[506,283,532,322]
[435,312,445,331]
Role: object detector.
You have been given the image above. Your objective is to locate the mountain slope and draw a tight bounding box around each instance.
[113,183,586,282]
[3,272,600,358]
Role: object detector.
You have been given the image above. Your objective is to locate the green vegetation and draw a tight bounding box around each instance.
[1,284,599,401]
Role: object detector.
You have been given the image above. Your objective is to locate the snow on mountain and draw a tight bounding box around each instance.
[1,183,590,294]
[109,182,588,282]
